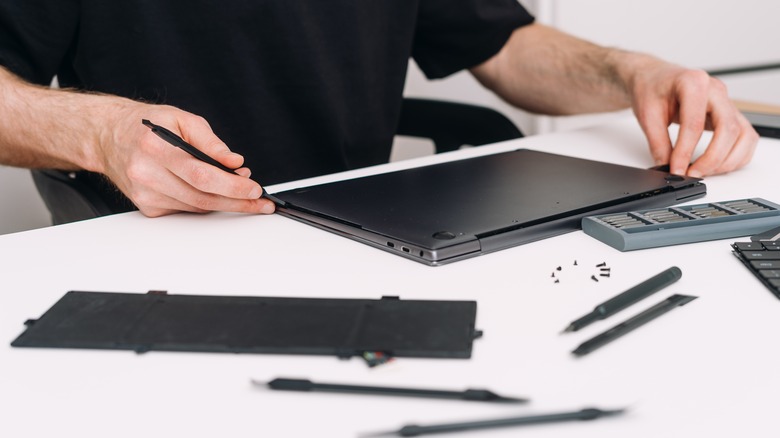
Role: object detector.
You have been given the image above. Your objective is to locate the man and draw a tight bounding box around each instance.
[0,1,758,219]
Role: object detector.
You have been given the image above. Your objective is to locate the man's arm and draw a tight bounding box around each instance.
[470,23,758,177]
[0,66,274,217]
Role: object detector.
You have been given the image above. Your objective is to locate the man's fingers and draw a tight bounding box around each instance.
[143,113,264,201]
[692,113,757,176]
[629,61,756,177]
[716,129,758,174]
[155,162,273,213]
[137,186,275,217]
[177,115,245,171]
[174,158,264,200]
[131,163,274,215]
[124,144,274,215]
[669,71,709,175]
[686,95,742,177]
[168,180,275,214]
[636,101,674,167]
[235,167,252,178]
[113,105,276,216]
[125,164,210,216]
[137,196,209,218]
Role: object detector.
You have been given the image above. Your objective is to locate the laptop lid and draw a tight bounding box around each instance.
[274,149,705,266]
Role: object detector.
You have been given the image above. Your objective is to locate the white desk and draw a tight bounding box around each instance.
[2,118,779,437]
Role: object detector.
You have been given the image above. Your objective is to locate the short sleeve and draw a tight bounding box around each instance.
[412,0,534,79]
[0,0,79,85]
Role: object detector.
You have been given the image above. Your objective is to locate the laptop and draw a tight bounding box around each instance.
[274,149,706,266]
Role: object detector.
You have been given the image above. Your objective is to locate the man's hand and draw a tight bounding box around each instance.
[0,66,274,217]
[625,60,758,177]
[471,23,758,177]
[101,103,275,217]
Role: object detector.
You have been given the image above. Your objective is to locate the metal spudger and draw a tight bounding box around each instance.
[257,378,528,403]
[141,119,286,206]
[364,407,625,437]
[563,266,682,333]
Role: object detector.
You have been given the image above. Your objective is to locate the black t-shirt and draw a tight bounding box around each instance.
[0,0,533,185]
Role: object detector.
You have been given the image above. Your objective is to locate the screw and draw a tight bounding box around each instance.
[554,279,560,284]
[591,275,599,282]
[551,272,556,278]
[600,267,611,272]
[596,262,607,268]
[600,273,611,278]
[573,260,578,266]
[556,266,562,271]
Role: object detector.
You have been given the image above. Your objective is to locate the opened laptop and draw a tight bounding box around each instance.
[273,149,705,266]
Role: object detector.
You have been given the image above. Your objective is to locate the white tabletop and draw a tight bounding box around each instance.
[2,118,779,437]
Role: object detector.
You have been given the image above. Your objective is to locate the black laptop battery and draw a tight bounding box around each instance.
[11,291,480,359]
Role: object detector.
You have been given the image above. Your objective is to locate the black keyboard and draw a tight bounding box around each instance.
[731,225,780,299]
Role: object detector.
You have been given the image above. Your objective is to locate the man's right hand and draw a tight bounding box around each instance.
[0,66,274,217]
[100,103,275,217]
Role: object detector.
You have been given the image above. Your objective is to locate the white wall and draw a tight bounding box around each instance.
[0,166,50,234]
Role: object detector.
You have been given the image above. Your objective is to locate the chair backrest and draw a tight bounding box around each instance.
[396,98,523,153]
[30,169,133,225]
[32,99,524,224]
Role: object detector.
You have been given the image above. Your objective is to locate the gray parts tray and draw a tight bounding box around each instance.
[582,198,780,251]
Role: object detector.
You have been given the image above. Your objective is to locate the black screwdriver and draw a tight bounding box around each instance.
[563,266,682,333]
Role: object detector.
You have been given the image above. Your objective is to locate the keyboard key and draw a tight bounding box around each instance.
[762,242,780,251]
[760,270,780,279]
[733,234,780,300]
[742,251,780,260]
[736,242,763,251]
[751,260,780,269]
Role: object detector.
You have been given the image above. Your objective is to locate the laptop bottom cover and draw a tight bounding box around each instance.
[275,149,706,265]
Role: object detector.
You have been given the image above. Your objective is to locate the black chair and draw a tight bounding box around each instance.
[31,168,133,225]
[397,98,523,153]
[32,98,524,225]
